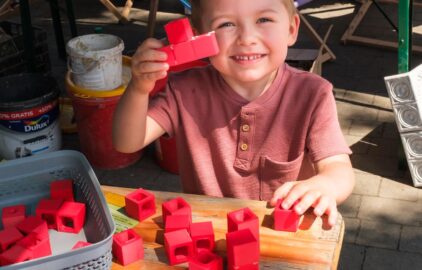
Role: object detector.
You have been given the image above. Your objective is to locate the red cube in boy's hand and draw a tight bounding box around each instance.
[112,229,143,266]
[1,204,26,229]
[226,229,259,270]
[164,18,193,44]
[125,188,156,221]
[161,197,191,226]
[35,199,63,230]
[273,199,300,232]
[227,207,259,241]
[164,229,194,265]
[56,201,86,233]
[50,179,74,202]
[190,221,215,254]
[0,227,24,253]
[189,249,223,270]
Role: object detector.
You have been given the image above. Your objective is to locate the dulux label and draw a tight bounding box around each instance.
[0,106,59,133]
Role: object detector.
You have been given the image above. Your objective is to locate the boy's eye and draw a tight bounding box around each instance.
[257,17,272,23]
[217,22,235,28]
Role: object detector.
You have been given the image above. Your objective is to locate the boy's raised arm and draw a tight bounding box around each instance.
[112,38,169,153]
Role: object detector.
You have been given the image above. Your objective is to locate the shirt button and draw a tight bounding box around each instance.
[242,124,250,132]
[240,143,248,151]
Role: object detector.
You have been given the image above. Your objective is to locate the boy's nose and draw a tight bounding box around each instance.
[236,25,258,46]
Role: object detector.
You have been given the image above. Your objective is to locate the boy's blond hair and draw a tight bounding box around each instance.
[190,0,297,32]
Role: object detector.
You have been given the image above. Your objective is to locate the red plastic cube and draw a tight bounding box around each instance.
[35,199,63,229]
[226,229,259,269]
[125,188,156,222]
[72,241,91,250]
[50,179,74,202]
[16,232,52,259]
[0,244,33,266]
[162,197,191,226]
[173,42,196,65]
[190,221,215,254]
[191,33,219,59]
[57,201,86,233]
[1,204,26,229]
[227,207,259,241]
[273,199,300,232]
[164,229,194,265]
[112,229,144,266]
[189,250,223,270]
[159,45,177,66]
[16,216,49,239]
[164,18,193,44]
[165,215,191,233]
[0,227,24,252]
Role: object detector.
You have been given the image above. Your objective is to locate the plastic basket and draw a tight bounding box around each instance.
[0,150,115,270]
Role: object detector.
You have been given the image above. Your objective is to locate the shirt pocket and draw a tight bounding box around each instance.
[259,152,304,200]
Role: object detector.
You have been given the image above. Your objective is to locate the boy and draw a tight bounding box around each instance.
[113,0,354,227]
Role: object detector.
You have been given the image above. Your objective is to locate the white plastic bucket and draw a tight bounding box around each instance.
[66,34,124,90]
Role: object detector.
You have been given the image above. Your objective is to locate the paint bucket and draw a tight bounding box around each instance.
[66,34,124,90]
[0,73,61,159]
[66,56,142,169]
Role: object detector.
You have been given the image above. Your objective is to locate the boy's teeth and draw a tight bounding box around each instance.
[234,55,261,60]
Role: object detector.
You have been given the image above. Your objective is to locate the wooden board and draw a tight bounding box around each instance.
[102,186,344,270]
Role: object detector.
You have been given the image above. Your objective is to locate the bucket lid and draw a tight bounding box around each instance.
[66,34,124,59]
[0,73,60,112]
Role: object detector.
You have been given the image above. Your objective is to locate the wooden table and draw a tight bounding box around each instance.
[102,186,344,270]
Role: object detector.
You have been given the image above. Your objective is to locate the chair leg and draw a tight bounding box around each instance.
[147,0,159,38]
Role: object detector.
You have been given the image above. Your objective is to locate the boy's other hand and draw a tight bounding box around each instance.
[270,180,338,228]
[131,38,170,94]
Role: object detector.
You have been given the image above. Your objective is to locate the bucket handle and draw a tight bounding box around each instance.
[67,56,106,74]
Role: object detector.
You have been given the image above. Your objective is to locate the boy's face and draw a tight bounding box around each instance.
[199,0,299,87]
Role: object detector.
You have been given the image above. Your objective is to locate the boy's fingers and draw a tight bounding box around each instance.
[270,181,295,206]
[326,202,338,227]
[282,184,308,210]
[134,62,169,75]
[294,190,321,215]
[313,196,330,217]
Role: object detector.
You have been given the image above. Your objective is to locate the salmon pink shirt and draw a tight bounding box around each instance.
[148,64,351,200]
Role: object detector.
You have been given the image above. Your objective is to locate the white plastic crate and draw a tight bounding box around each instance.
[0,150,115,269]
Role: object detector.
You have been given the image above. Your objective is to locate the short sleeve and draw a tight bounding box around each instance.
[306,83,352,162]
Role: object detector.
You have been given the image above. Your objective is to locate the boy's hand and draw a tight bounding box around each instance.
[270,179,338,227]
[131,38,170,94]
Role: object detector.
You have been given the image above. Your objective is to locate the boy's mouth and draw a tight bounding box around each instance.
[231,54,266,62]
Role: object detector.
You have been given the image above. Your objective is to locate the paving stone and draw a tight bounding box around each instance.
[351,154,399,178]
[352,172,380,196]
[399,226,422,254]
[339,195,361,218]
[376,109,395,123]
[343,217,360,244]
[379,178,419,201]
[367,137,400,158]
[363,247,422,270]
[346,135,370,154]
[338,243,365,270]
[337,101,379,122]
[348,120,383,137]
[340,119,353,135]
[343,91,374,106]
[356,220,400,249]
[373,95,392,110]
[358,196,421,226]
[381,122,400,139]
[334,88,347,99]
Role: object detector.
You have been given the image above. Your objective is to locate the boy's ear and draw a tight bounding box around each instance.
[287,14,300,47]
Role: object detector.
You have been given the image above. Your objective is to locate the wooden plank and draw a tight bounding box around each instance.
[341,1,372,43]
[102,186,344,270]
[99,0,129,23]
[346,35,422,54]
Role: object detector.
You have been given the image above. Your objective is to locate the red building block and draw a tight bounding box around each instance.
[125,188,156,222]
[0,227,24,253]
[189,250,223,270]
[165,214,191,233]
[16,216,49,239]
[57,201,86,233]
[162,197,191,226]
[0,244,33,266]
[226,229,259,270]
[16,232,52,259]
[159,18,219,67]
[164,229,194,265]
[50,179,74,202]
[72,241,91,250]
[273,199,300,232]
[112,229,144,266]
[164,18,193,44]
[190,221,215,254]
[227,207,260,241]
[1,204,26,229]
[35,199,63,229]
